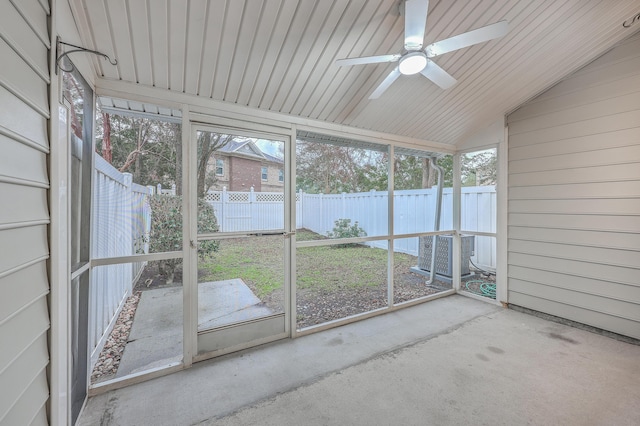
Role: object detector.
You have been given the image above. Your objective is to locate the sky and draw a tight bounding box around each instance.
[255,138,284,158]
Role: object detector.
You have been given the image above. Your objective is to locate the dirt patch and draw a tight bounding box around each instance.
[296,275,450,329]
[461,271,496,299]
[134,261,184,292]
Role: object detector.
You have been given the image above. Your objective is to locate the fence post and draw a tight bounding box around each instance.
[319,193,324,234]
[147,185,155,195]
[144,186,151,255]
[157,183,162,194]
[250,186,256,230]
[370,189,376,236]
[221,186,227,232]
[299,189,304,229]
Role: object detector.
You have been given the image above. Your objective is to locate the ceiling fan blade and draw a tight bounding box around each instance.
[336,54,401,67]
[426,20,508,58]
[369,67,402,99]
[420,61,457,89]
[404,0,430,50]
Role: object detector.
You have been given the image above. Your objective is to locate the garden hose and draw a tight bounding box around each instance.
[465,279,496,299]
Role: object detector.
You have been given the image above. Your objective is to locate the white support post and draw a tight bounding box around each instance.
[289,125,297,338]
[123,173,134,293]
[387,145,394,307]
[50,100,70,426]
[452,153,462,292]
[496,126,509,305]
[182,104,194,368]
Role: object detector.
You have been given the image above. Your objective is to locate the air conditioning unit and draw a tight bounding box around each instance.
[415,235,475,283]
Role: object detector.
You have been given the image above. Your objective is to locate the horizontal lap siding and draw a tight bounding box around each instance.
[506,32,640,340]
[0,0,50,425]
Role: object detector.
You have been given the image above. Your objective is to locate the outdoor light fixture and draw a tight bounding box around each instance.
[398,52,428,75]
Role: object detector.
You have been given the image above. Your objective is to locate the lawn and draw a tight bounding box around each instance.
[197,229,451,328]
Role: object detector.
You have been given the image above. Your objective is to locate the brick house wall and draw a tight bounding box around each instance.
[229,156,262,191]
[209,154,284,192]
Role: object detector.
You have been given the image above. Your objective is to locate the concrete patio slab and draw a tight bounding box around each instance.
[198,279,273,329]
[79,295,640,426]
[116,279,270,377]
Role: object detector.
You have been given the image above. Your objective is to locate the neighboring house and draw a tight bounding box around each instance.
[210,140,284,192]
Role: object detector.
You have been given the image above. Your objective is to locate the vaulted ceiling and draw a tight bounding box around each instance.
[69,0,640,146]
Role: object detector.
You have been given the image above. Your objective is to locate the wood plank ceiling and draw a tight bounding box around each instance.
[69,0,640,146]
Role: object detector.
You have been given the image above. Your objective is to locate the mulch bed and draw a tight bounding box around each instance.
[295,275,450,329]
[90,291,141,383]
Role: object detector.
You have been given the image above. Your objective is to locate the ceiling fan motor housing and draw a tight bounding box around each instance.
[399,52,428,75]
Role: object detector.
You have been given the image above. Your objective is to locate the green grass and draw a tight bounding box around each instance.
[296,243,388,291]
[198,229,418,299]
[198,235,284,299]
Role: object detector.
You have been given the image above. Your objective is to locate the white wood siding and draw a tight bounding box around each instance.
[0,0,51,425]
[506,32,640,340]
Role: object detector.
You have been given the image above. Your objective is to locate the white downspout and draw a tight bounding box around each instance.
[425,156,444,285]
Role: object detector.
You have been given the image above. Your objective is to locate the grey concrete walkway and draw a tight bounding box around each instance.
[80,295,640,426]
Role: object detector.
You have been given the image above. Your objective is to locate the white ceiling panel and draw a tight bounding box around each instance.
[69,0,640,146]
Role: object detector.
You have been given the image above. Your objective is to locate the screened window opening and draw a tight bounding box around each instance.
[459,148,497,299]
[89,102,184,387]
[294,131,457,330]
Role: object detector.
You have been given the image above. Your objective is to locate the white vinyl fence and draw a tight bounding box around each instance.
[88,177,495,365]
[204,186,496,269]
[90,154,152,363]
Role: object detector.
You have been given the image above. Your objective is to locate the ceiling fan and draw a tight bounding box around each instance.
[336,0,508,99]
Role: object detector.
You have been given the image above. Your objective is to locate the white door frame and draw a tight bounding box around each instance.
[185,119,295,364]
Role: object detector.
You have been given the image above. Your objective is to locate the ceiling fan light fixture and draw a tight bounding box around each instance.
[398,52,427,75]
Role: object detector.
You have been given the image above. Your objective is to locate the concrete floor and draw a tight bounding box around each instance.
[79,295,640,426]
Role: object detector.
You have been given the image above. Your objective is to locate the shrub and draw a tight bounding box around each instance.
[143,195,219,283]
[327,218,367,247]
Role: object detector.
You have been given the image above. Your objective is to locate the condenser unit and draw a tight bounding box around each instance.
[415,235,475,283]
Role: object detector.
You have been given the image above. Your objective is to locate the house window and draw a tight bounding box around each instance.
[278,169,284,182]
[261,166,268,180]
[215,159,224,176]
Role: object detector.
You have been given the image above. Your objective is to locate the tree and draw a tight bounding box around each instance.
[144,195,219,283]
[351,153,452,191]
[295,141,458,193]
[393,155,439,190]
[101,112,112,163]
[461,149,496,186]
[296,142,388,193]
[95,112,180,189]
[196,131,234,197]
